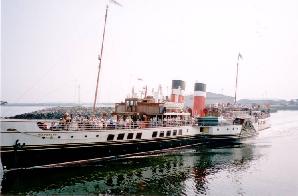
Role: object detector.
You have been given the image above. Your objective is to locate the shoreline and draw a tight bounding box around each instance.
[3,106,114,120]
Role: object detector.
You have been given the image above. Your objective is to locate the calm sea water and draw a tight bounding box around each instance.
[1,111,298,195]
[0,106,48,117]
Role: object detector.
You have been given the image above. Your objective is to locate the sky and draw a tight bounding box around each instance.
[1,0,298,103]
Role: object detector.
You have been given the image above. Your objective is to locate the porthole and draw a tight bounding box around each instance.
[178,129,182,135]
[152,131,158,138]
[7,128,17,131]
[71,136,74,138]
[173,130,177,136]
[58,136,61,139]
[127,133,134,139]
[117,133,125,140]
[159,131,165,137]
[85,135,87,138]
[136,133,142,139]
[107,134,115,141]
[42,137,45,139]
[96,135,99,137]
[166,130,171,137]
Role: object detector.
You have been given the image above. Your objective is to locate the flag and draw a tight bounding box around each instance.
[109,0,122,7]
[238,53,243,60]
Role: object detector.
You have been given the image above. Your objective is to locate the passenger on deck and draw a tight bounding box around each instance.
[37,122,48,130]
[64,113,72,130]
[119,118,125,128]
[59,118,66,129]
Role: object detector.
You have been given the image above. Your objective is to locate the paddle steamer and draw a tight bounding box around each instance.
[0,2,269,171]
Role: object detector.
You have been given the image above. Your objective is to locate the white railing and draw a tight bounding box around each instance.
[37,119,194,131]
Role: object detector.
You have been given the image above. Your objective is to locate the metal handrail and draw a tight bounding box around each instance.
[37,119,194,131]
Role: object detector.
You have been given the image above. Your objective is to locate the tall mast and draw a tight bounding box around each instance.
[93,5,109,114]
[78,84,81,105]
[234,53,242,104]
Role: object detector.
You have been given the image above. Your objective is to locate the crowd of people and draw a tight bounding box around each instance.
[47,113,193,131]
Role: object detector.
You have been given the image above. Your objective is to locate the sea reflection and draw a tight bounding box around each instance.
[1,142,259,195]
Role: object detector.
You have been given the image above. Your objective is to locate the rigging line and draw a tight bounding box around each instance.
[14,64,58,103]
[31,82,73,103]
[234,53,243,104]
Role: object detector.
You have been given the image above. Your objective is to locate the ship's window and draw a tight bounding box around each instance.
[42,137,45,139]
[136,133,142,139]
[173,130,177,136]
[166,130,171,136]
[96,135,99,137]
[233,128,234,130]
[159,131,164,137]
[227,128,229,130]
[58,136,61,139]
[127,133,134,139]
[117,133,125,140]
[152,131,158,138]
[85,135,88,137]
[7,128,17,131]
[71,136,74,138]
[107,134,115,141]
[178,129,182,135]
[217,128,220,131]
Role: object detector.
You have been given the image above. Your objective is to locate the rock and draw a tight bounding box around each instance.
[9,106,114,120]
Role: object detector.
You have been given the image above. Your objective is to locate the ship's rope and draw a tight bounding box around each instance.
[13,64,58,102]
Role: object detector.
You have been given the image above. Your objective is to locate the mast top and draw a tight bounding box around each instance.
[92,1,122,115]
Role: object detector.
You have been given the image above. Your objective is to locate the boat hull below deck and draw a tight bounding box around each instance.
[255,117,271,131]
[1,135,202,171]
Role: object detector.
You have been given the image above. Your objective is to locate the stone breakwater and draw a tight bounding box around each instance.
[8,106,114,119]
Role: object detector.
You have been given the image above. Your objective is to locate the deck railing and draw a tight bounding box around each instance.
[37,119,194,131]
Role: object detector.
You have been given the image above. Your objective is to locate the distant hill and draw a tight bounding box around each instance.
[4,96,298,110]
[184,92,234,107]
[237,98,298,111]
[237,99,288,105]
[185,93,298,111]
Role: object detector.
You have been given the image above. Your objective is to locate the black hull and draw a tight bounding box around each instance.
[1,136,202,171]
[201,135,240,141]
[200,133,258,143]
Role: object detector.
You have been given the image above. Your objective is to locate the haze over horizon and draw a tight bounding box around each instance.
[1,92,292,104]
[1,0,298,103]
